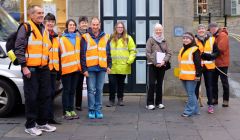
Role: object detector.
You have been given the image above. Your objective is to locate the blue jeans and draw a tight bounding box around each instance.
[87,71,106,112]
[62,72,79,113]
[182,80,199,116]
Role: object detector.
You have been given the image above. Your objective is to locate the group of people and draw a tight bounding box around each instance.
[178,23,229,117]
[14,5,137,136]
[13,4,229,137]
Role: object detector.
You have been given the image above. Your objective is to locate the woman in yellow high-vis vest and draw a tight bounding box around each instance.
[60,19,81,120]
[106,21,137,107]
[178,32,202,117]
[195,24,219,114]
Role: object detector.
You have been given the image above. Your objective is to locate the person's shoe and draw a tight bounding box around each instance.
[222,100,229,107]
[76,106,82,111]
[106,101,114,107]
[48,119,61,125]
[70,111,79,119]
[208,105,214,114]
[117,99,124,106]
[36,124,56,132]
[146,105,155,110]
[63,111,73,120]
[181,113,190,117]
[157,104,165,109]
[25,127,42,136]
[88,111,95,119]
[95,111,103,119]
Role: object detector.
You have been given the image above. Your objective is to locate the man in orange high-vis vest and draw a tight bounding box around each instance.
[195,24,219,114]
[44,13,61,125]
[15,5,56,136]
[81,17,112,119]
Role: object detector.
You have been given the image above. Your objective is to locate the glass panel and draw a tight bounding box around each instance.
[149,20,159,36]
[104,20,114,34]
[26,0,66,33]
[136,20,146,44]
[136,60,146,84]
[104,0,113,16]
[149,0,159,16]
[136,0,146,17]
[117,20,127,31]
[117,0,127,16]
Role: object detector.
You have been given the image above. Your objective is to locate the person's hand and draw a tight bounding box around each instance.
[195,77,201,81]
[22,67,31,79]
[156,61,165,67]
[83,71,89,77]
[107,68,111,74]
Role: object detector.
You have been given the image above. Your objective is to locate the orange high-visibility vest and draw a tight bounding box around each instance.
[178,46,198,80]
[60,36,81,75]
[25,20,50,66]
[48,37,60,71]
[195,37,216,69]
[82,33,109,68]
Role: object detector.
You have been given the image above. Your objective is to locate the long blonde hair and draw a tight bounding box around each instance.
[111,21,128,45]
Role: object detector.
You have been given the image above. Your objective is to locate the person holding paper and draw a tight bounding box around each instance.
[178,32,202,117]
[146,23,172,110]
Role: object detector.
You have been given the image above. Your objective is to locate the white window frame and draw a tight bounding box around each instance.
[196,0,208,15]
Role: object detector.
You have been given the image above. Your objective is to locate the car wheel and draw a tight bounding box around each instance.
[0,79,16,117]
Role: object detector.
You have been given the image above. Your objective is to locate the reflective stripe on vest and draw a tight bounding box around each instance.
[178,46,198,80]
[25,20,50,67]
[60,36,81,75]
[196,37,215,69]
[48,37,60,71]
[82,33,108,68]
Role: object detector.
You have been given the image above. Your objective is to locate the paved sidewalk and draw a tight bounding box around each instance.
[1,96,240,140]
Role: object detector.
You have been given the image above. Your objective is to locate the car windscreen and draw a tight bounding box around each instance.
[0,7,18,42]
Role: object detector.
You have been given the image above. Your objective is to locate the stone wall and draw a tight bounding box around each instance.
[68,0,98,23]
[163,0,194,96]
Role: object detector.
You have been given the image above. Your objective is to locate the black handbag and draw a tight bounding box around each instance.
[153,38,171,70]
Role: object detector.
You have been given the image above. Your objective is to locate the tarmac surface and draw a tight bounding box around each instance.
[1,95,240,140]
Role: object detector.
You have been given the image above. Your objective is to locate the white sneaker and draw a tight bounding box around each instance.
[146,105,155,110]
[25,127,42,136]
[36,124,56,132]
[157,104,165,109]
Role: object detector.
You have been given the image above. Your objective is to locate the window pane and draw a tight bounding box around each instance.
[136,60,146,84]
[104,20,114,34]
[136,20,146,44]
[149,20,159,36]
[104,0,113,16]
[149,0,159,16]
[117,20,127,30]
[136,0,146,17]
[117,0,127,16]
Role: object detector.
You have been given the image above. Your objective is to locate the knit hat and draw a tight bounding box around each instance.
[198,24,206,29]
[182,33,194,41]
[208,22,218,29]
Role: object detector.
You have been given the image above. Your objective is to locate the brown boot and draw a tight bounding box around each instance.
[222,100,229,107]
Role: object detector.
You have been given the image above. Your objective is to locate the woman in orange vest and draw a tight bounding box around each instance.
[44,13,61,124]
[195,24,219,114]
[60,19,81,120]
[178,32,202,117]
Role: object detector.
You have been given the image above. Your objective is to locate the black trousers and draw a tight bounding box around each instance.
[108,74,127,102]
[48,72,57,120]
[202,69,214,106]
[212,67,229,101]
[147,64,165,106]
[23,67,51,128]
[75,73,84,108]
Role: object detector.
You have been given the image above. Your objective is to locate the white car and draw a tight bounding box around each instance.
[0,7,61,117]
